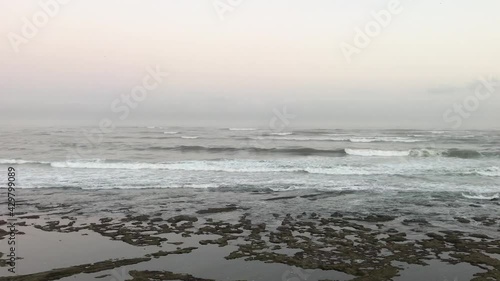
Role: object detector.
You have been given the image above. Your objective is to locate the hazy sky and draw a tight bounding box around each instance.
[1,0,499,129]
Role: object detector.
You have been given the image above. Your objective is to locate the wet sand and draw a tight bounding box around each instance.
[0,188,499,281]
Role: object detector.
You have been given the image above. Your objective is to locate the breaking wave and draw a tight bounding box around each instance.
[3,157,498,181]
[252,136,349,141]
[229,128,257,131]
[346,148,485,158]
[0,159,50,165]
[44,160,500,178]
[349,137,424,143]
[1,147,489,169]
[461,193,499,200]
[345,149,410,157]
[475,166,500,177]
[46,160,402,176]
[250,136,425,143]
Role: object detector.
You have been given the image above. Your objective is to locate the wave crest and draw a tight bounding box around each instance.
[345,148,485,159]
[229,128,256,131]
[0,159,49,165]
[475,166,500,177]
[349,137,424,143]
[345,149,409,157]
[462,193,499,200]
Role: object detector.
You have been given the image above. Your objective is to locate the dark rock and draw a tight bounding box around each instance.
[470,233,490,239]
[331,212,343,218]
[196,206,238,214]
[362,214,396,222]
[167,215,198,224]
[19,215,40,219]
[454,217,470,224]
[264,196,297,201]
[402,218,430,226]
[99,218,113,223]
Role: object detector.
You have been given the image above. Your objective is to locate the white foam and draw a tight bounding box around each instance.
[162,161,302,173]
[461,193,499,200]
[252,136,423,143]
[185,183,221,189]
[181,136,199,139]
[253,136,349,141]
[49,159,382,175]
[345,149,410,157]
[51,161,165,170]
[476,166,500,177]
[304,167,378,175]
[163,131,179,134]
[270,132,293,136]
[349,137,423,143]
[50,160,301,173]
[229,128,256,131]
[0,159,48,165]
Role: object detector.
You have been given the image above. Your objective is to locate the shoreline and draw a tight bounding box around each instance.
[1,188,499,280]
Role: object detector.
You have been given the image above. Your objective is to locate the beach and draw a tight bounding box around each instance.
[3,0,500,279]
[1,127,499,280]
[1,187,499,280]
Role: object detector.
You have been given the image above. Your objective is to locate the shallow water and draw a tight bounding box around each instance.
[1,187,498,280]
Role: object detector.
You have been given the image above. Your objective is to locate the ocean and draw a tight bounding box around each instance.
[3,126,499,221]
[2,127,499,194]
[1,126,500,279]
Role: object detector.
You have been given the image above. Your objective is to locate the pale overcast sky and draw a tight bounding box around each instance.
[0,0,499,129]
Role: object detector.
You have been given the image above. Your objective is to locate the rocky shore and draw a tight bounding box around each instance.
[0,188,499,280]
